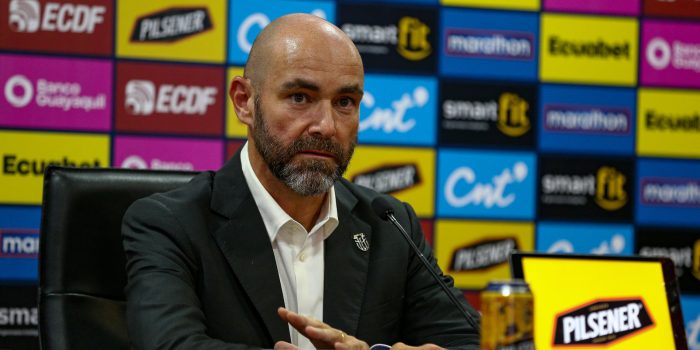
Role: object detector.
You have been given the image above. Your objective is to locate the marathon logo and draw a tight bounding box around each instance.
[544,105,630,134]
[549,36,630,59]
[130,7,212,43]
[553,298,654,346]
[8,0,106,34]
[351,164,420,194]
[641,178,700,208]
[342,16,431,61]
[2,154,101,176]
[3,75,106,112]
[124,80,217,116]
[646,37,700,73]
[442,93,530,137]
[0,230,39,258]
[645,110,700,132]
[541,166,627,211]
[445,29,534,60]
[449,238,517,272]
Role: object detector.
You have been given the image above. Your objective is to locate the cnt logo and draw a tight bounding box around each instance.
[0,230,39,258]
[360,86,428,134]
[647,37,700,73]
[8,0,105,34]
[3,74,106,112]
[445,161,528,209]
[125,80,217,116]
[343,16,431,61]
[687,313,700,350]
[130,7,212,43]
[121,155,194,171]
[237,9,327,54]
[553,298,654,346]
[548,234,626,255]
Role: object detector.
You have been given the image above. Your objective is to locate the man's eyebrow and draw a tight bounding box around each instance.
[280,79,320,92]
[337,85,363,96]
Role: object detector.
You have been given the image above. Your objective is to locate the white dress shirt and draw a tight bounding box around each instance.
[241,143,339,350]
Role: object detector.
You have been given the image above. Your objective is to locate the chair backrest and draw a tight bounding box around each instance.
[39,166,198,350]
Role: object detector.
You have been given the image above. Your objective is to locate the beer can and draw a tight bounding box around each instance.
[481,280,534,350]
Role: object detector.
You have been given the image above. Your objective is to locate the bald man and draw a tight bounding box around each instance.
[122,14,480,350]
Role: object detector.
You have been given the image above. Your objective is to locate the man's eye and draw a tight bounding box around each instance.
[337,97,354,108]
[291,93,307,104]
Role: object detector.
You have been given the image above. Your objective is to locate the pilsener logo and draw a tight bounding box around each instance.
[449,238,517,272]
[130,7,212,43]
[125,79,217,116]
[553,298,654,346]
[9,0,106,34]
[3,74,107,112]
[351,163,420,194]
[544,105,630,135]
[0,230,39,258]
[445,29,533,60]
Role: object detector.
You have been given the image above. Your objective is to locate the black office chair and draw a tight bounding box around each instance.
[39,166,198,350]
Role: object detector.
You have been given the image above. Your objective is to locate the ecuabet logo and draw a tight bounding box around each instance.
[124,79,217,116]
[553,298,654,346]
[130,7,212,43]
[0,230,39,258]
[8,0,106,34]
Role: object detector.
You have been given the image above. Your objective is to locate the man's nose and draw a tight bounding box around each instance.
[308,100,336,138]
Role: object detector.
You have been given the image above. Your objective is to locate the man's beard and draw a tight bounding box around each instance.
[251,96,356,196]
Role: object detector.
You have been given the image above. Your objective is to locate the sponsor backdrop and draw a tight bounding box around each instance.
[1,0,700,348]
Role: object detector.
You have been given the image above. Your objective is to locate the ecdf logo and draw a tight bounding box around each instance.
[125,79,217,116]
[8,0,106,34]
[438,150,536,219]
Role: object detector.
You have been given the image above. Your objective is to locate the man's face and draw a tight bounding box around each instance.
[252,95,356,196]
[249,37,364,196]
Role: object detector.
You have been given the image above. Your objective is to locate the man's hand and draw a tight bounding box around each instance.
[275,307,369,350]
[390,343,444,350]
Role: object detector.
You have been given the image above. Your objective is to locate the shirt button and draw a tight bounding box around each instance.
[299,253,306,262]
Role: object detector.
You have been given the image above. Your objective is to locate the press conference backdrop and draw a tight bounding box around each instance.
[0,0,699,348]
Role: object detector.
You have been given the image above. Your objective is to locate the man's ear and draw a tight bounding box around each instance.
[229,76,254,127]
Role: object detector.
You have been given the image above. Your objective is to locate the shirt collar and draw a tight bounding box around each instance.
[240,142,338,242]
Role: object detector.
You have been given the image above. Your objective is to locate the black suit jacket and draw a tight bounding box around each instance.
[122,151,480,350]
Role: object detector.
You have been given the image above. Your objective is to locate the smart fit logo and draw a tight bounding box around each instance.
[8,0,106,34]
[397,16,431,61]
[497,93,530,137]
[595,166,627,211]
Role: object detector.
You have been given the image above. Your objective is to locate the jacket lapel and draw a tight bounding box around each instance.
[323,184,372,336]
[209,151,290,343]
